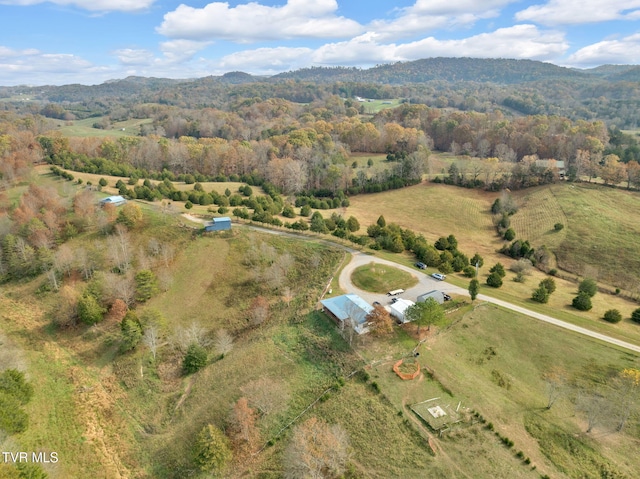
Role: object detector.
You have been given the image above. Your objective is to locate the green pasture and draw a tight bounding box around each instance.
[56,117,153,138]
[351,262,419,293]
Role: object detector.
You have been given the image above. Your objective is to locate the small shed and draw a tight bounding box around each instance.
[417,290,444,305]
[320,294,373,334]
[99,195,127,207]
[389,298,415,324]
[204,217,232,232]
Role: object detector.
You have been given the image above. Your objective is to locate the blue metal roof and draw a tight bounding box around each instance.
[320,294,373,333]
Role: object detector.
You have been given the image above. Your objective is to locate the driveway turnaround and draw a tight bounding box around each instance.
[339,251,640,355]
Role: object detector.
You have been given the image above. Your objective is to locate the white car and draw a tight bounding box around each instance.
[431,273,446,281]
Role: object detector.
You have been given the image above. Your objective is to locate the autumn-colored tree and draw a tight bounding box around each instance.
[107,299,128,323]
[116,203,143,228]
[284,417,350,479]
[227,397,259,453]
[366,304,394,335]
[248,296,269,326]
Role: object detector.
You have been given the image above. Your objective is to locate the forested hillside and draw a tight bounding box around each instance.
[2,57,640,127]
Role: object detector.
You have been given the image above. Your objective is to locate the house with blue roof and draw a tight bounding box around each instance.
[320,294,373,335]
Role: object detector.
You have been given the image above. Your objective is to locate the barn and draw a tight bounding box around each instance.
[99,195,127,207]
[320,294,373,334]
[204,217,232,232]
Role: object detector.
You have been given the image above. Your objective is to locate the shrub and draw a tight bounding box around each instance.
[578,278,598,297]
[0,369,34,405]
[554,223,564,231]
[603,309,622,323]
[549,268,557,276]
[134,270,159,302]
[531,285,550,303]
[539,278,556,294]
[632,308,640,324]
[193,424,232,473]
[486,272,503,288]
[185,201,193,210]
[183,343,208,374]
[0,393,28,433]
[120,312,143,352]
[572,292,592,311]
[503,228,516,241]
[463,265,476,278]
[489,263,506,278]
[98,177,108,187]
[77,294,105,325]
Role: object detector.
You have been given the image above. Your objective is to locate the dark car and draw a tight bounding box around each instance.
[415,262,427,270]
[443,293,452,301]
[373,301,381,306]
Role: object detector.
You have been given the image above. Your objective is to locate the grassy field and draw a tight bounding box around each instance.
[3,171,640,478]
[55,117,153,138]
[426,302,640,479]
[351,262,419,293]
[344,181,640,331]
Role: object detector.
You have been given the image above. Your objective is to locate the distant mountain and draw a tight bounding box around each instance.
[582,64,638,79]
[272,57,591,84]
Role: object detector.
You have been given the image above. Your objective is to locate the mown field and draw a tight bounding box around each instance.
[56,117,154,138]
[344,181,640,330]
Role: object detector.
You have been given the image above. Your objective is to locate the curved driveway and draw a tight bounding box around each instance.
[236,223,640,355]
[340,251,640,354]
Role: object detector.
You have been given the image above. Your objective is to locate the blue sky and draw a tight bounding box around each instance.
[0,0,639,86]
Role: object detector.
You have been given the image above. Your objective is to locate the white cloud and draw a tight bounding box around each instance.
[310,25,567,66]
[159,40,212,64]
[366,0,518,42]
[0,46,112,85]
[113,49,155,66]
[516,0,640,25]
[157,0,363,42]
[219,46,312,73]
[566,33,640,67]
[0,0,155,12]
[407,0,515,15]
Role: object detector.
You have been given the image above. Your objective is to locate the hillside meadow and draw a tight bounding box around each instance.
[0,172,639,478]
[343,181,640,333]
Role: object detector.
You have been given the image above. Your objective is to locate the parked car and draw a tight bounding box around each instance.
[415,262,427,270]
[431,273,446,281]
[373,301,381,306]
[387,289,404,296]
[443,293,452,301]
[390,297,399,304]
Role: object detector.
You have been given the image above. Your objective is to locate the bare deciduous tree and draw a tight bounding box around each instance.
[214,329,234,358]
[248,296,269,326]
[173,322,210,351]
[611,368,640,432]
[142,323,161,361]
[542,367,567,410]
[284,417,350,479]
[240,377,290,416]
